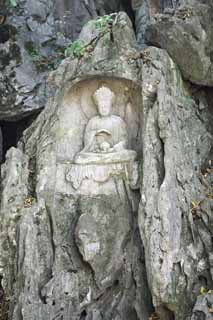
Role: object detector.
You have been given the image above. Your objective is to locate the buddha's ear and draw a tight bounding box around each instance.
[111,92,116,106]
[92,92,98,108]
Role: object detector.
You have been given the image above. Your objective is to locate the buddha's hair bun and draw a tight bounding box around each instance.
[93,86,115,105]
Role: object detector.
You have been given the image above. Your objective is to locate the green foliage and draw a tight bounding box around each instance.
[24,41,40,59]
[94,15,113,31]
[200,286,206,295]
[64,40,86,58]
[25,41,64,71]
[64,15,114,59]
[7,0,17,7]
[34,53,64,72]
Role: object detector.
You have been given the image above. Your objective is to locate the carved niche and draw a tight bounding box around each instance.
[56,77,143,287]
[59,78,142,194]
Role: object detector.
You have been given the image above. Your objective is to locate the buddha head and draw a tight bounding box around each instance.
[93,86,115,117]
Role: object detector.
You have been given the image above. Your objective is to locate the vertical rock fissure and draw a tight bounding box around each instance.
[0,121,18,163]
[157,122,166,188]
[0,114,38,163]
[0,2,213,319]
[45,204,56,265]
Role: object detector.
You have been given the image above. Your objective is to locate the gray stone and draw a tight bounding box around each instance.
[191,293,213,320]
[145,2,213,86]
[133,0,180,47]
[1,2,213,319]
[0,13,152,320]
[0,126,2,162]
[0,0,58,121]
[139,46,213,319]
[0,0,134,121]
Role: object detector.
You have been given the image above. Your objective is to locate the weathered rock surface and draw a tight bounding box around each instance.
[133,0,180,47]
[0,0,59,120]
[0,0,134,121]
[191,293,213,320]
[0,2,213,320]
[145,1,213,86]
[139,46,213,319]
[0,13,153,320]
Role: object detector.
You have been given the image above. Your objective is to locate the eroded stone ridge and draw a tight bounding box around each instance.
[0,14,152,320]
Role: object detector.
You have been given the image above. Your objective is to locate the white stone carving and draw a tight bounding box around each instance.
[75,86,137,165]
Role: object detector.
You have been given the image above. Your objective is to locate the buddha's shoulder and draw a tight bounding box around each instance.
[111,115,126,125]
[87,116,100,125]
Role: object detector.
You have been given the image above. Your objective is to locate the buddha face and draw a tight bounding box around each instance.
[96,97,112,117]
[93,86,115,117]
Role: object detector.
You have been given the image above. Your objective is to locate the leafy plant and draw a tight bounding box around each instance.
[94,15,113,31]
[200,286,206,295]
[24,41,40,59]
[7,0,17,7]
[25,41,66,71]
[191,200,202,219]
[64,40,86,58]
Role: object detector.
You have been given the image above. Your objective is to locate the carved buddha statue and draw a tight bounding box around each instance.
[75,86,137,164]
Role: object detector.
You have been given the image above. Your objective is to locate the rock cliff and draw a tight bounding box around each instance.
[0,1,212,320]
